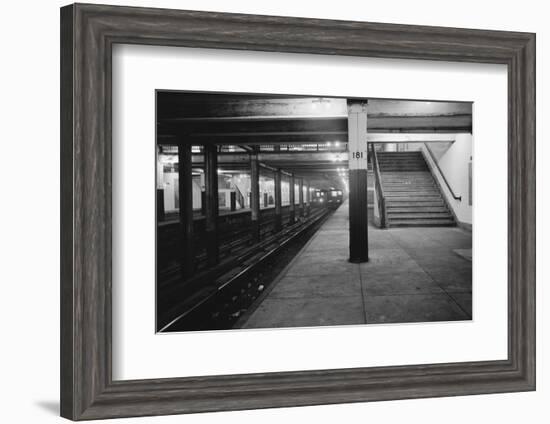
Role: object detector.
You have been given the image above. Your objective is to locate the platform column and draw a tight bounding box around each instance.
[250,148,261,243]
[204,144,219,266]
[288,173,295,224]
[177,143,194,278]
[298,177,304,217]
[348,101,369,263]
[305,180,311,216]
[274,169,282,232]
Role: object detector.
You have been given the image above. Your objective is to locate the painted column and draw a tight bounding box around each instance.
[250,149,261,243]
[274,169,282,232]
[204,144,219,266]
[288,173,295,224]
[178,143,194,277]
[347,101,369,263]
[305,180,311,216]
[156,146,166,222]
[298,177,304,217]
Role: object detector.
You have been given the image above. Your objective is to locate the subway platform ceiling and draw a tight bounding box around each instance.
[157,93,472,191]
[157,93,472,139]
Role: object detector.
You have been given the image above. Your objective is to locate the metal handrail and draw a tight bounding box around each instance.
[370,144,387,228]
[423,143,462,201]
[234,185,246,209]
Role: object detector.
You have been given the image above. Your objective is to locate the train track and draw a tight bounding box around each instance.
[158,214,283,283]
[158,207,332,332]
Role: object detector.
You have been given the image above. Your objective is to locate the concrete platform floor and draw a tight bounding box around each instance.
[240,200,472,329]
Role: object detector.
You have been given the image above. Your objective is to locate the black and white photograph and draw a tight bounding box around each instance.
[156,92,473,332]
[2,0,542,422]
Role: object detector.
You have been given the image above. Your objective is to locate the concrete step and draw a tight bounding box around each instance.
[385,192,439,196]
[382,181,435,188]
[388,219,456,227]
[382,182,434,186]
[378,159,425,163]
[380,166,426,169]
[387,212,453,219]
[386,197,444,202]
[382,174,432,178]
[386,198,443,203]
[382,176,433,179]
[382,173,431,176]
[386,201,446,207]
[380,168,428,171]
[382,169,429,172]
[385,193,440,198]
[379,159,425,162]
[379,160,426,163]
[379,159,424,162]
[382,172,431,175]
[386,206,449,213]
[381,176,434,184]
[377,152,422,156]
[383,185,439,192]
[379,163,425,166]
[382,170,430,173]
[383,180,435,184]
[381,169,429,172]
[383,177,433,181]
[381,168,428,171]
[385,192,441,197]
[384,185,439,193]
[382,181,434,185]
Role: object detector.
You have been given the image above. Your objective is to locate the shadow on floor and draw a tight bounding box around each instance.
[35,400,59,416]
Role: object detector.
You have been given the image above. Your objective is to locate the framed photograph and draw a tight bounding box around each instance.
[60,3,536,420]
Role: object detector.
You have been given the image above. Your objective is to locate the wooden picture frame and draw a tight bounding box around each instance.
[60,3,536,420]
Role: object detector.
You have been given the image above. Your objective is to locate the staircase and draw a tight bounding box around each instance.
[377,151,455,227]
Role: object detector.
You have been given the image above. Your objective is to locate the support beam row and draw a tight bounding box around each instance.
[176,142,312,280]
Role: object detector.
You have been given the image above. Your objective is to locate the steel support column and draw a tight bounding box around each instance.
[177,143,194,278]
[204,144,219,266]
[348,101,369,263]
[274,169,282,232]
[288,173,295,224]
[298,177,304,217]
[305,180,311,216]
[250,148,261,243]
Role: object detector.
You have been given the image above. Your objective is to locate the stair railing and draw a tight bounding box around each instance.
[234,185,246,209]
[370,144,387,228]
[423,143,462,201]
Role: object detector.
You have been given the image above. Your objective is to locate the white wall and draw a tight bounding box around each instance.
[422,135,473,225]
[436,135,472,224]
[1,1,547,424]
[282,180,291,205]
[192,176,203,209]
[160,173,203,212]
[162,171,178,212]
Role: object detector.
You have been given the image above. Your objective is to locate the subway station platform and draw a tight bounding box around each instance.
[239,201,472,329]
